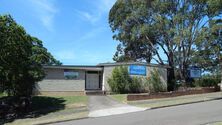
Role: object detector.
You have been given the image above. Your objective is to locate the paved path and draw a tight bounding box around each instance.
[88,95,147,117]
[52,99,222,125]
[88,95,127,111]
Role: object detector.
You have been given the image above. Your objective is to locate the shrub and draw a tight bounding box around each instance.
[148,69,167,92]
[194,75,221,87]
[108,66,167,93]
[143,77,153,93]
[129,77,143,93]
[108,66,131,93]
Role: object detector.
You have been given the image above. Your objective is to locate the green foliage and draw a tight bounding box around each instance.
[191,19,222,73]
[0,92,7,98]
[0,15,61,97]
[108,66,167,93]
[109,0,222,90]
[148,69,167,92]
[113,44,137,62]
[142,69,167,93]
[194,75,221,87]
[130,77,143,93]
[108,66,131,93]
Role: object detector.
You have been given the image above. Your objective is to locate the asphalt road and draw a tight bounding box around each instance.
[52,100,222,125]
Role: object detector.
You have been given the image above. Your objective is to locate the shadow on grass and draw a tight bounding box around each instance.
[0,96,66,124]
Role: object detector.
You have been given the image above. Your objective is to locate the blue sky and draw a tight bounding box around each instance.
[0,0,118,65]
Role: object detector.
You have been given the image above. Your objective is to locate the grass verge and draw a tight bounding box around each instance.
[5,95,88,125]
[207,122,222,125]
[109,92,222,109]
[6,108,88,125]
[38,95,88,108]
[108,94,127,103]
[0,92,7,97]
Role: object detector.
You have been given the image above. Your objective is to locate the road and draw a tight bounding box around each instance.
[52,100,222,125]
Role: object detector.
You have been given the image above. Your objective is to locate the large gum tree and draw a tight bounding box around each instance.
[109,0,222,91]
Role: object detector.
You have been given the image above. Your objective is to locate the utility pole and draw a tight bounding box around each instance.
[220,52,222,91]
[220,49,222,85]
[219,28,222,89]
[220,29,222,85]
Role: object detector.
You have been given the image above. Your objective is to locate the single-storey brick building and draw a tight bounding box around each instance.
[35,62,169,95]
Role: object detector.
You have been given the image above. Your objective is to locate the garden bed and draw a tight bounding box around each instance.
[127,87,220,101]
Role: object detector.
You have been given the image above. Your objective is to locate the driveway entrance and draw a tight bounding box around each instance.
[88,96,147,117]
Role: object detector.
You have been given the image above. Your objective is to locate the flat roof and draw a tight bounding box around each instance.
[97,62,170,68]
[43,65,103,71]
[43,62,170,70]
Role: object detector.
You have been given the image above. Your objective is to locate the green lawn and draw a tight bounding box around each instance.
[4,95,89,125]
[0,93,3,97]
[0,92,7,98]
[37,95,88,105]
[108,94,127,103]
[109,92,222,109]
[59,96,88,105]
[210,122,222,125]
[128,92,222,108]
[31,95,88,112]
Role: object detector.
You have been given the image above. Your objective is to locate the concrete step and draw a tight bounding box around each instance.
[85,90,105,95]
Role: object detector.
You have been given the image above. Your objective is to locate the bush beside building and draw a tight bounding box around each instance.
[108,66,167,94]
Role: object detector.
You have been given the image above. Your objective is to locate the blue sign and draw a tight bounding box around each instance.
[129,65,146,76]
[190,68,201,78]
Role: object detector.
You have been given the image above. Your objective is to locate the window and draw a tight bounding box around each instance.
[64,71,79,79]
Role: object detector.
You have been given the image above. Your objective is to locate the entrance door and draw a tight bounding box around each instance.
[86,73,99,90]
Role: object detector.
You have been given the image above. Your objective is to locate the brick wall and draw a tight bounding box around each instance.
[36,68,86,92]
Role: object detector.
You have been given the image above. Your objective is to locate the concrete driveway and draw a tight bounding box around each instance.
[88,95,147,117]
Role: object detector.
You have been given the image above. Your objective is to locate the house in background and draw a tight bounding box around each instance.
[35,62,169,95]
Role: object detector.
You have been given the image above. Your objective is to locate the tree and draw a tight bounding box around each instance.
[109,0,222,91]
[191,19,222,75]
[108,66,131,93]
[0,15,61,97]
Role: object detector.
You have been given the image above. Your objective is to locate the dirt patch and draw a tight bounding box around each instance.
[127,87,220,101]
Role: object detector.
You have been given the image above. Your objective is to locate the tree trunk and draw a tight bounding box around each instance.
[183,63,189,85]
[167,67,176,91]
[167,52,176,91]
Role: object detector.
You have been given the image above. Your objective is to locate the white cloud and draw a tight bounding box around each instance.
[75,0,116,24]
[29,0,58,31]
[75,10,101,24]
